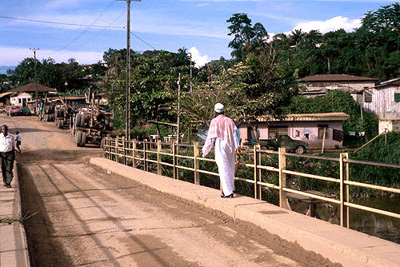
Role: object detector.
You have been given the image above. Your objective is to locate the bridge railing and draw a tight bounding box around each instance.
[102,136,400,228]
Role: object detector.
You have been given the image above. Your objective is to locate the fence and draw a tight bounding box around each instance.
[102,136,400,228]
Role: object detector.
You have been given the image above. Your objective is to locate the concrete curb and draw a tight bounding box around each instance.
[91,157,400,267]
[0,161,30,267]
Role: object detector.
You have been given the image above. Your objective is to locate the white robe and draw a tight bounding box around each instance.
[202,115,239,196]
[215,138,238,196]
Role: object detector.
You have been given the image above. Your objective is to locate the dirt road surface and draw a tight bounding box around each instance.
[2,114,338,267]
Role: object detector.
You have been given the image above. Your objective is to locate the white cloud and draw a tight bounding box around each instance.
[291,16,361,34]
[0,46,103,66]
[189,47,210,67]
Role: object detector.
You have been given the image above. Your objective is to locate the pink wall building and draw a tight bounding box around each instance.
[238,113,350,149]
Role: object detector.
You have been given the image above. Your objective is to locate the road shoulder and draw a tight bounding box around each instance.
[0,161,30,267]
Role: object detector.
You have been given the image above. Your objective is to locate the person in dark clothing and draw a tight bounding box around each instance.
[0,125,15,188]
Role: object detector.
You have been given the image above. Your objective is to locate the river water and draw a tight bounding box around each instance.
[292,196,400,244]
[350,197,400,244]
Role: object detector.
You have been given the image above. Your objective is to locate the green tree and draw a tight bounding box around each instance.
[103,49,190,136]
[227,13,268,62]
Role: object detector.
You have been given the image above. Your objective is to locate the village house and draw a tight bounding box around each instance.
[363,78,400,133]
[238,113,350,149]
[10,92,32,107]
[299,74,379,105]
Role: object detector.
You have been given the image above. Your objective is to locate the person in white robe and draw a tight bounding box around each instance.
[202,103,239,198]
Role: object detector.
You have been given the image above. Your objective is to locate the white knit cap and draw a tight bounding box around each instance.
[214,103,224,113]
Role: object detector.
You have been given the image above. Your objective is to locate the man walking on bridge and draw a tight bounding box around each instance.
[0,125,15,188]
[202,103,239,198]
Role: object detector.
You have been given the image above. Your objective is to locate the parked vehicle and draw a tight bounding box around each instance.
[7,106,21,116]
[20,106,31,115]
[244,135,308,154]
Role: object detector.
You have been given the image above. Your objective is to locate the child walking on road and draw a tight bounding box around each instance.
[15,131,21,153]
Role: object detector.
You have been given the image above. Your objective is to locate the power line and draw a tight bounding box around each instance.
[0,15,124,29]
[130,31,156,50]
[51,0,123,53]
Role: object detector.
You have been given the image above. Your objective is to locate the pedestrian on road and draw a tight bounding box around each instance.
[15,131,21,153]
[202,103,239,198]
[0,125,15,188]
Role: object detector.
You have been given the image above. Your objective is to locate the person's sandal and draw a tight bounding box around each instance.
[221,193,234,198]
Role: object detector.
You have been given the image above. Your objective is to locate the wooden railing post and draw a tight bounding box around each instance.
[114,136,118,162]
[122,136,126,165]
[143,139,148,172]
[340,153,350,228]
[279,147,289,209]
[132,139,137,168]
[194,142,200,185]
[173,142,177,179]
[157,140,162,175]
[107,138,111,160]
[254,145,261,199]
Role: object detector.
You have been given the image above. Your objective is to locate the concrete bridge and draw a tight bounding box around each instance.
[2,157,400,266]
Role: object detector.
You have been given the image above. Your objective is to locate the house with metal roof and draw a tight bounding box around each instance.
[238,112,350,149]
[299,74,379,105]
[362,78,400,133]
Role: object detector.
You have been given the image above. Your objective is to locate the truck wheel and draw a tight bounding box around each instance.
[295,145,305,154]
[81,131,86,147]
[75,114,81,127]
[79,114,86,127]
[76,130,82,147]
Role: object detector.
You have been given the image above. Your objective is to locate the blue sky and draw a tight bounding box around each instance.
[0,0,396,70]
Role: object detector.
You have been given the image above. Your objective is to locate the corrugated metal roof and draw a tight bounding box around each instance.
[299,74,379,82]
[0,91,15,98]
[256,112,350,122]
[11,83,57,93]
[374,78,400,89]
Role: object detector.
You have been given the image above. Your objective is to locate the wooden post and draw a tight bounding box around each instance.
[132,139,137,168]
[279,147,289,209]
[254,145,260,199]
[115,136,118,162]
[258,145,262,200]
[321,127,326,153]
[340,153,350,228]
[172,142,177,179]
[143,139,148,172]
[122,136,126,165]
[194,142,200,185]
[157,140,162,175]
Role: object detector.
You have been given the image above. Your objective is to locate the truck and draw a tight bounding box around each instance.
[54,98,76,129]
[244,135,308,154]
[73,92,113,147]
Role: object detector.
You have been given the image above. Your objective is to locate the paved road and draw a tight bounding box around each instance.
[4,114,335,267]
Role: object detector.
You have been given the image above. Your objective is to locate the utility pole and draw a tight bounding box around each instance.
[117,0,141,140]
[189,53,193,94]
[30,48,39,114]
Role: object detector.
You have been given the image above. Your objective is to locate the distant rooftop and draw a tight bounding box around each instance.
[299,74,379,82]
[11,83,57,93]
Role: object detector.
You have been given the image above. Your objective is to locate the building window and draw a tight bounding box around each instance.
[395,93,400,103]
[364,92,372,102]
[318,125,328,139]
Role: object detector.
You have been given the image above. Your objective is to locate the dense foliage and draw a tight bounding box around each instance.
[268,3,400,81]
[103,49,191,136]
[3,58,106,93]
